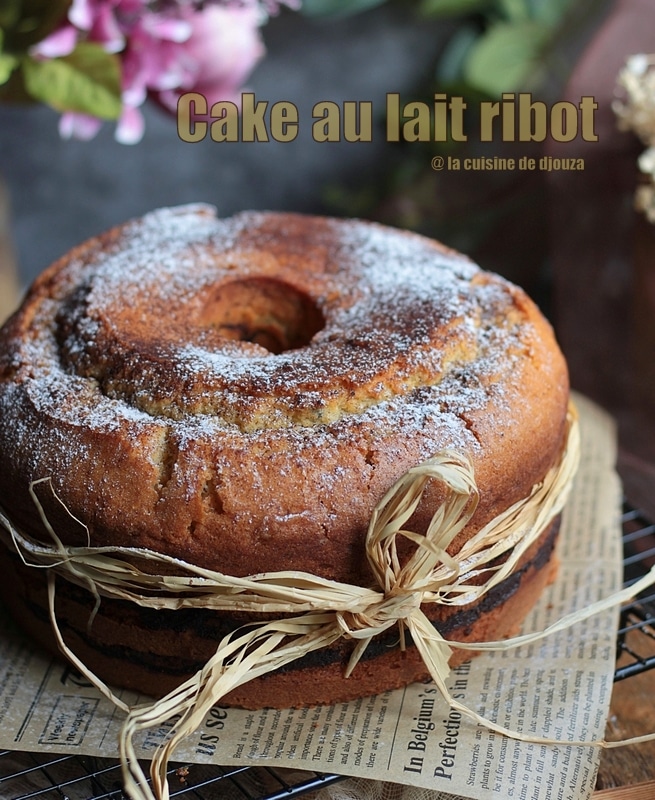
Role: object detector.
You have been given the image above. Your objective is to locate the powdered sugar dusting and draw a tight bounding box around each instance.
[1,205,551,467]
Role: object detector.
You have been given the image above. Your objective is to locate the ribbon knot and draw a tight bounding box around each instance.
[331,450,481,678]
[336,589,422,637]
[336,589,424,678]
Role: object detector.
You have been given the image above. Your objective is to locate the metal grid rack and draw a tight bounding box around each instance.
[2,503,655,800]
[0,755,345,799]
[614,503,655,682]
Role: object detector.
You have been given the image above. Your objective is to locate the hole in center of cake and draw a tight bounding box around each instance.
[200,278,325,354]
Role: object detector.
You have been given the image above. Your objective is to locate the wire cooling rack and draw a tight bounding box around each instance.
[1,502,654,800]
[0,755,345,799]
[615,503,655,682]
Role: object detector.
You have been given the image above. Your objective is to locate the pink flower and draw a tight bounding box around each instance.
[68,0,133,52]
[25,1,291,143]
[159,4,266,111]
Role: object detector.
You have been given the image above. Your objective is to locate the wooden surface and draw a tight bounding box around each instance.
[594,626,655,793]
[595,782,655,799]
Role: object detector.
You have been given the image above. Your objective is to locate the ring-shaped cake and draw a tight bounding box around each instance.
[0,206,569,707]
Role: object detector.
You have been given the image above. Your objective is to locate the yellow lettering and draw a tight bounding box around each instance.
[177,92,207,143]
[210,101,239,142]
[312,101,341,142]
[270,101,298,142]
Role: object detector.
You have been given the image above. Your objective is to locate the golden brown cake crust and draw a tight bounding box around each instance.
[0,206,569,592]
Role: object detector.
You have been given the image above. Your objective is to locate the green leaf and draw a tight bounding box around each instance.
[463,21,548,95]
[435,24,479,83]
[21,42,121,119]
[0,28,19,85]
[0,53,18,84]
[419,0,491,17]
[497,0,530,21]
[300,0,388,17]
[525,0,574,26]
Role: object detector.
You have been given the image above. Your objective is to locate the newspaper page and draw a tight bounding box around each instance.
[0,392,624,800]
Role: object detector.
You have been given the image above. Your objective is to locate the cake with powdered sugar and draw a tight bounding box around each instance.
[0,206,570,707]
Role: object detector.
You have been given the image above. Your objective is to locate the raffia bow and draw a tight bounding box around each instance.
[6,402,651,800]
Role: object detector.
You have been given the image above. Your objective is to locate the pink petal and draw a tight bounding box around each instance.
[145,16,192,44]
[115,104,145,144]
[116,0,150,18]
[68,0,94,30]
[122,81,147,107]
[90,6,125,53]
[155,88,179,113]
[120,47,148,105]
[194,81,246,110]
[178,6,265,92]
[144,45,191,91]
[58,111,103,140]
[31,26,78,58]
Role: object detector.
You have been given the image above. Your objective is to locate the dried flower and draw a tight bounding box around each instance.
[614,54,655,223]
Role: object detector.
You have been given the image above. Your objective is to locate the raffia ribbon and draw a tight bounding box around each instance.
[2,402,655,800]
